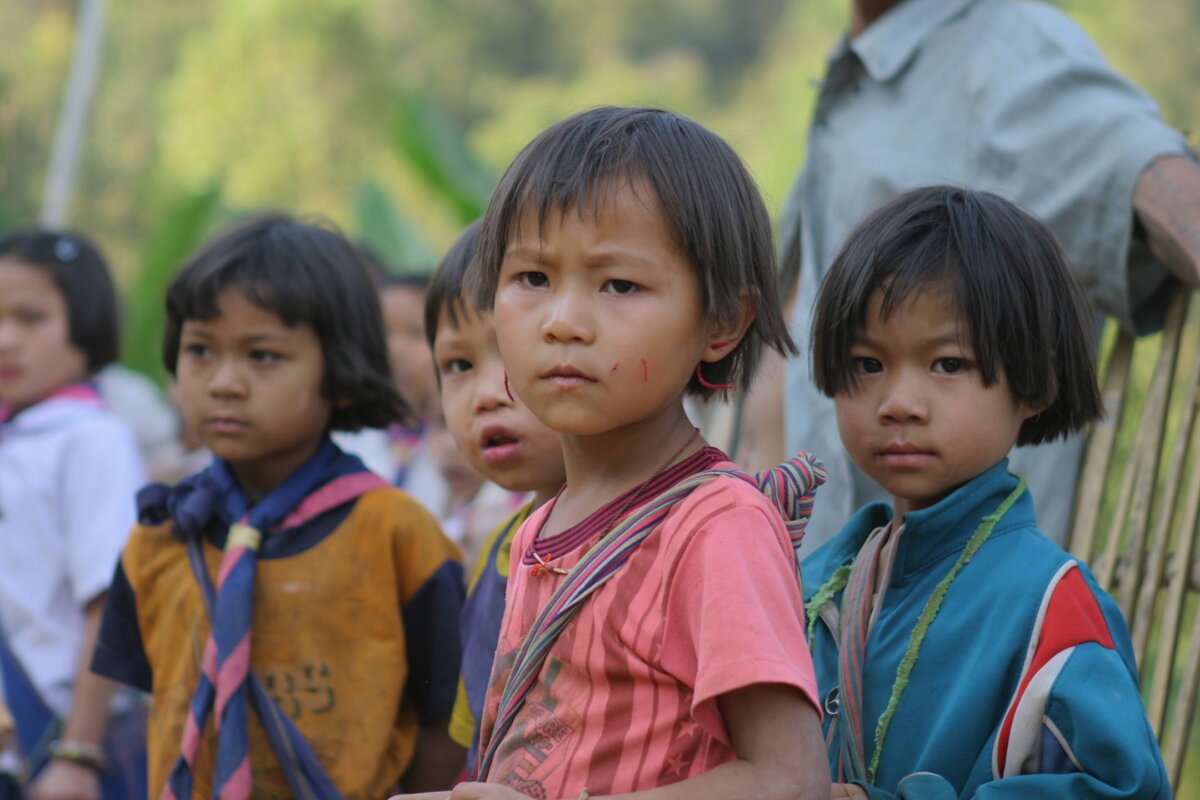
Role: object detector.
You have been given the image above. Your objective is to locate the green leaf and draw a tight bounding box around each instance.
[351,179,437,274]
[391,94,494,225]
[122,184,221,383]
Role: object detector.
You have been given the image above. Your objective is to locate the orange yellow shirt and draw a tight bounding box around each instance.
[93,488,463,800]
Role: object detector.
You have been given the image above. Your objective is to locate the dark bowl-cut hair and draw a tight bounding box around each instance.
[470,105,796,398]
[0,228,119,373]
[163,214,410,432]
[425,220,483,352]
[811,185,1102,446]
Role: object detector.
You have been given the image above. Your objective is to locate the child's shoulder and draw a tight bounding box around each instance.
[344,485,462,565]
[658,465,792,552]
[346,484,443,531]
[122,519,188,584]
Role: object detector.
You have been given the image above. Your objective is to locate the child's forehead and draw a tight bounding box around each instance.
[509,174,663,240]
[859,281,969,338]
[182,285,304,332]
[434,301,493,344]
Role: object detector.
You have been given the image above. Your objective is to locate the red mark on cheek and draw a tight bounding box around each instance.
[611,361,620,373]
[641,358,649,383]
[504,372,515,402]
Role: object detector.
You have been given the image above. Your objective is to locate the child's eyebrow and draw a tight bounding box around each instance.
[239,333,289,345]
[924,332,964,348]
[503,245,547,262]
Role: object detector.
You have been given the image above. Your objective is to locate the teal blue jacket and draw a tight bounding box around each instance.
[802,460,1170,798]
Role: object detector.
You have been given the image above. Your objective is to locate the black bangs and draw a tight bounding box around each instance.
[425,219,482,351]
[812,185,1102,445]
[471,105,795,398]
[164,214,410,432]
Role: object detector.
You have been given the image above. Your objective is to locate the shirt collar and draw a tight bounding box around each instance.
[834,459,1035,578]
[842,0,978,83]
[0,384,104,433]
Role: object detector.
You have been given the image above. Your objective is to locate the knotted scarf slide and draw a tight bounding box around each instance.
[475,451,826,780]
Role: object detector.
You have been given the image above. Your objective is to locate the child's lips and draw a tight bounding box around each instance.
[540,364,595,388]
[206,416,250,434]
[0,364,23,381]
[479,425,522,464]
[877,442,935,467]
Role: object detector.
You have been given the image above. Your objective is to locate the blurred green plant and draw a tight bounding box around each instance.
[351,179,438,273]
[121,185,221,382]
[391,94,495,226]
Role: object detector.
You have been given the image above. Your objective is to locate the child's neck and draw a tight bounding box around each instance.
[228,436,326,502]
[547,402,702,536]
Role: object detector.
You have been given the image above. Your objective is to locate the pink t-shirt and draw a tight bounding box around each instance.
[477,459,820,798]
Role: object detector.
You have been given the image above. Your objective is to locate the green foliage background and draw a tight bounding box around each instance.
[3,1,1195,304]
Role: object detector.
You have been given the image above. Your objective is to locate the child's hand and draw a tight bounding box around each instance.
[0,701,12,751]
[448,784,533,800]
[29,760,101,800]
[388,788,531,800]
[831,783,868,799]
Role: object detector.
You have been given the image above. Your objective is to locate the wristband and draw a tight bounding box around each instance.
[47,740,107,773]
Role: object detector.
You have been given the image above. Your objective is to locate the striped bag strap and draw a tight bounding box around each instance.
[476,451,825,780]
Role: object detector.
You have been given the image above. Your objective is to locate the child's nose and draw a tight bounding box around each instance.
[542,288,594,344]
[0,319,19,350]
[474,361,511,412]
[207,357,246,397]
[878,371,928,423]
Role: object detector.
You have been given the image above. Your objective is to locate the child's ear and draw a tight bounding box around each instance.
[700,292,756,363]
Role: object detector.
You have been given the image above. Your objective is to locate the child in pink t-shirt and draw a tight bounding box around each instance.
[396,106,829,800]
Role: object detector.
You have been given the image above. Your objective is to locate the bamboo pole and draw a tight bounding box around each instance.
[1069,333,1134,564]
[1132,301,1200,663]
[40,0,107,227]
[1116,293,1188,622]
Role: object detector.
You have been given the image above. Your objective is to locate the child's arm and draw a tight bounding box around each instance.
[836,572,1170,800]
[29,595,115,800]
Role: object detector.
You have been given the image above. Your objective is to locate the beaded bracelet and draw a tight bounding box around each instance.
[47,739,108,773]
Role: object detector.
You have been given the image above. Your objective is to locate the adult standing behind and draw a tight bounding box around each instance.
[772,0,1200,549]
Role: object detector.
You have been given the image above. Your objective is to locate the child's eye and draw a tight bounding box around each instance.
[933,357,968,375]
[250,350,282,364]
[518,271,549,288]
[852,357,883,374]
[15,310,47,325]
[440,358,473,376]
[182,343,211,358]
[603,279,638,296]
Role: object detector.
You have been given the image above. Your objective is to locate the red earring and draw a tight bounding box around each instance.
[504,372,515,402]
[695,362,734,391]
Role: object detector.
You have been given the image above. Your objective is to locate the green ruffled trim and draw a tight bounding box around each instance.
[806,563,853,648]
[866,477,1027,784]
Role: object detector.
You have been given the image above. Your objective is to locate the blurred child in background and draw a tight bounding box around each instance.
[91,215,465,798]
[425,221,566,776]
[0,229,146,800]
[375,257,525,565]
